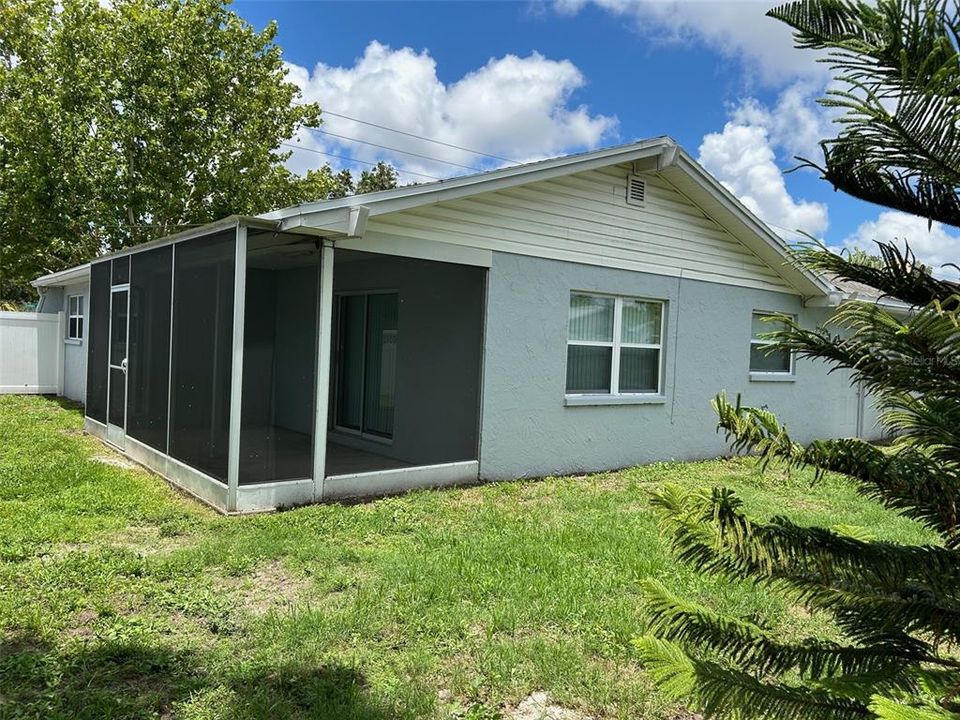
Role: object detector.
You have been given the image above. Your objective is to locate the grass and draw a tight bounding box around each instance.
[0,395,935,719]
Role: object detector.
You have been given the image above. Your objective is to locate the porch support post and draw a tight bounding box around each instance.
[312,239,335,501]
[226,221,247,513]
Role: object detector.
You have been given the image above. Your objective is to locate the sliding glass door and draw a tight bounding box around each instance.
[335,292,398,440]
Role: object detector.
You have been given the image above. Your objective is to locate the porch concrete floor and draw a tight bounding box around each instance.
[325,441,412,476]
[238,424,410,484]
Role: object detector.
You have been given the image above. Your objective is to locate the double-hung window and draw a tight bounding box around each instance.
[749,311,793,375]
[566,292,664,396]
[67,294,85,341]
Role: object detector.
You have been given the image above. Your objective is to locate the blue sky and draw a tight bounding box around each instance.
[234,0,959,276]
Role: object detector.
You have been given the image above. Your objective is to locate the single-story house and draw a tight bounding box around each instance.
[30,138,887,513]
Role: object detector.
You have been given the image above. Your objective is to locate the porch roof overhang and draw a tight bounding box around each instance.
[30,215,282,289]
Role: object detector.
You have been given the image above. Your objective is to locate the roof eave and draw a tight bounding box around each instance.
[32,263,91,288]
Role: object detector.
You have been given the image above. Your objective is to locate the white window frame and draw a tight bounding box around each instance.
[749,311,795,376]
[566,292,665,397]
[66,293,85,343]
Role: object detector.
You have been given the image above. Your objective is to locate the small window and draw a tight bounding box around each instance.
[67,294,85,341]
[750,312,792,374]
[566,293,664,396]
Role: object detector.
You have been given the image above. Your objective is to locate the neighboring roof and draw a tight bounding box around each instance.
[31,139,835,298]
[825,273,886,300]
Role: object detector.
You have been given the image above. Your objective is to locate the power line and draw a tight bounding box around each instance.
[318,108,518,164]
[307,127,484,172]
[279,142,444,181]
[292,99,518,165]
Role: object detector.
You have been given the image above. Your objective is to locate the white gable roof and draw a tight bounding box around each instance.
[263,138,834,298]
[32,139,835,299]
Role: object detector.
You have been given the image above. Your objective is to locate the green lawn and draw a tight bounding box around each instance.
[0,396,933,720]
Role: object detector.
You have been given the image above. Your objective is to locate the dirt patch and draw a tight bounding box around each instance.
[506,692,594,720]
[664,710,703,720]
[91,454,139,470]
[64,609,98,641]
[219,561,310,617]
[103,525,193,556]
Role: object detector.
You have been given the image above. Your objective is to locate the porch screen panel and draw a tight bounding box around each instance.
[363,293,398,437]
[335,295,364,431]
[126,246,172,452]
[169,231,235,482]
[239,255,319,484]
[112,255,130,285]
[85,261,111,423]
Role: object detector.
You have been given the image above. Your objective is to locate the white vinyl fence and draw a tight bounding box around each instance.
[0,311,63,395]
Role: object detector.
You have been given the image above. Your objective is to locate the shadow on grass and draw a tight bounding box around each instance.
[1,632,395,719]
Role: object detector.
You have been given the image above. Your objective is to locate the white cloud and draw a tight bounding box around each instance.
[730,81,831,162]
[698,120,829,239]
[554,0,828,86]
[837,211,960,280]
[284,41,617,181]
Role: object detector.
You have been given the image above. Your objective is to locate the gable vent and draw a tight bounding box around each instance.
[625,174,646,207]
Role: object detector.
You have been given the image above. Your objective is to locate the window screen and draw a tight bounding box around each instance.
[126,245,173,452]
[169,231,235,482]
[85,261,111,423]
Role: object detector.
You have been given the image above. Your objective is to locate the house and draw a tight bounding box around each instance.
[29,138,884,513]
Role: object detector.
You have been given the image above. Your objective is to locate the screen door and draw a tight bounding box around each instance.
[106,286,129,447]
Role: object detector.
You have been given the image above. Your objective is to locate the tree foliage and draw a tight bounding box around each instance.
[0,0,398,301]
[635,1,960,718]
[767,0,960,227]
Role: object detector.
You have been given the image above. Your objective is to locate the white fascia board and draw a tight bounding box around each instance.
[30,216,281,287]
[260,138,676,225]
[32,263,91,288]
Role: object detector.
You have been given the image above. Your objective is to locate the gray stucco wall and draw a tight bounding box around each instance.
[479,252,878,481]
[332,251,485,466]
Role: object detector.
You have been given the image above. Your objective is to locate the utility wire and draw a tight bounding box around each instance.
[317,108,518,164]
[292,99,517,166]
[306,127,484,172]
[279,142,444,181]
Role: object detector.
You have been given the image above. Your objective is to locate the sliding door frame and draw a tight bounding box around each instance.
[332,288,399,445]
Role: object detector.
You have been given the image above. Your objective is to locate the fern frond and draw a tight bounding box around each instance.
[713,392,960,539]
[869,695,956,719]
[634,636,871,720]
[641,580,928,683]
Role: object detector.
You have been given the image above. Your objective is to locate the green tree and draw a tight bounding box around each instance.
[635,1,960,718]
[0,0,397,302]
[356,161,400,195]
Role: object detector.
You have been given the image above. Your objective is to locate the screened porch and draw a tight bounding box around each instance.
[82,219,485,512]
